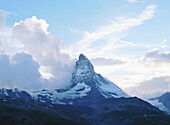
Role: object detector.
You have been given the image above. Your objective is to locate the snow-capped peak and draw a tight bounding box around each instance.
[77,53,94,72]
[71,53,94,86]
[72,53,129,98]
[79,53,89,61]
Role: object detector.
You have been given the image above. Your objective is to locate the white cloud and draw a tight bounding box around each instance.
[12,16,75,88]
[0,34,24,56]
[0,53,44,91]
[0,14,76,90]
[70,4,157,58]
[119,40,137,46]
[124,76,170,99]
[0,10,23,56]
[144,49,170,63]
[126,0,137,3]
[68,27,90,37]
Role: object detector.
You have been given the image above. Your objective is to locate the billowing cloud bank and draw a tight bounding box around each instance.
[0,14,75,91]
[0,53,43,90]
[12,16,75,88]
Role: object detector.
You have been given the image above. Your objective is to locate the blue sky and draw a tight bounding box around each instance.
[1,0,170,47]
[0,0,170,99]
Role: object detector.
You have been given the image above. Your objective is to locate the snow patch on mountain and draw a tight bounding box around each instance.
[32,89,53,101]
[32,82,91,104]
[94,74,129,98]
[0,88,8,96]
[52,82,91,100]
[0,88,31,99]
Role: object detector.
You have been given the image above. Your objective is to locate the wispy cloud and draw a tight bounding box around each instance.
[90,57,126,66]
[119,40,138,46]
[68,27,80,33]
[126,0,137,3]
[143,48,170,63]
[68,27,90,37]
[70,4,157,58]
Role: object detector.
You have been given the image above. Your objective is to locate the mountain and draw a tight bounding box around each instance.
[0,54,170,125]
[32,54,129,105]
[149,92,170,114]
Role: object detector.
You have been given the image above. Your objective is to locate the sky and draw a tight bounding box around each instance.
[0,0,170,99]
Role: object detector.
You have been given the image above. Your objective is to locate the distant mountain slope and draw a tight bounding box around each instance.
[149,92,170,114]
[159,92,170,110]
